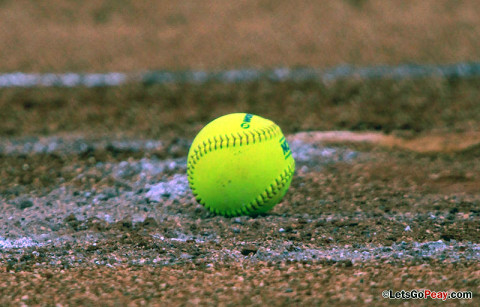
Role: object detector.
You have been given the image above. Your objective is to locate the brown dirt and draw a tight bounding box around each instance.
[294,131,480,154]
[1,263,478,306]
[1,0,480,72]
[2,78,480,139]
[1,79,480,305]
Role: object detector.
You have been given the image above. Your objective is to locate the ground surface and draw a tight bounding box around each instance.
[1,79,479,305]
[1,0,480,72]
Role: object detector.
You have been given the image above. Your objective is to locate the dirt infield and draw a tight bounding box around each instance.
[1,132,479,305]
[1,0,480,72]
[1,78,479,305]
[2,78,480,139]
[1,263,477,306]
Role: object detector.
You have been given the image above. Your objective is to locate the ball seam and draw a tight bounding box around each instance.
[229,163,295,217]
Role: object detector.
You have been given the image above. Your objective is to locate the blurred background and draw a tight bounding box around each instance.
[1,0,479,72]
[1,0,480,140]
[2,0,480,143]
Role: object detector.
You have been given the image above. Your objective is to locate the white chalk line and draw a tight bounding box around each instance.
[1,62,480,87]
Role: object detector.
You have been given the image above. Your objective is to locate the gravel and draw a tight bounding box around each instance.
[0,131,479,305]
[1,134,479,267]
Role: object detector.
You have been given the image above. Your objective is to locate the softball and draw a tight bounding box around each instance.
[187,113,295,217]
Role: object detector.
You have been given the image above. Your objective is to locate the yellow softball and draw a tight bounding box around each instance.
[187,113,295,217]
